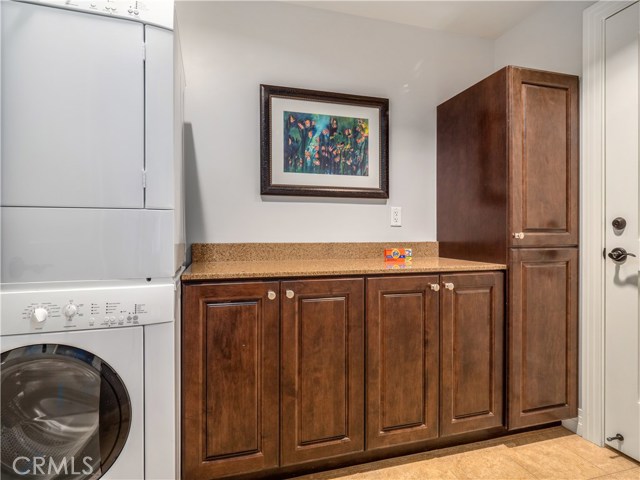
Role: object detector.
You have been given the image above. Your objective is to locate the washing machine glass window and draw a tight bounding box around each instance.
[0,344,131,479]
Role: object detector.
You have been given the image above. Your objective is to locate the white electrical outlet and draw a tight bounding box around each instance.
[391,207,402,227]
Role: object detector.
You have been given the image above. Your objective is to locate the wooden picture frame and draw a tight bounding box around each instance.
[260,85,389,198]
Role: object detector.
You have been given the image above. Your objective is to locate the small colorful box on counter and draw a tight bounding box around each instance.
[384,248,413,263]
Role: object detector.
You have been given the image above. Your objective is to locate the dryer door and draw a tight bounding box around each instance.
[0,344,131,479]
[1,1,145,209]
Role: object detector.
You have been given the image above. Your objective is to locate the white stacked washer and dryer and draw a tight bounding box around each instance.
[1,1,185,478]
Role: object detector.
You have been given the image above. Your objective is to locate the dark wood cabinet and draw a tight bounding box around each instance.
[280,278,365,465]
[437,65,579,430]
[440,272,504,436]
[182,270,506,478]
[366,276,440,449]
[437,68,509,265]
[438,66,579,264]
[182,278,364,478]
[366,272,505,446]
[508,248,578,429]
[182,282,280,479]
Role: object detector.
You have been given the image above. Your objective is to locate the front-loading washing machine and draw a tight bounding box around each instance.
[2,328,144,479]
[0,280,177,479]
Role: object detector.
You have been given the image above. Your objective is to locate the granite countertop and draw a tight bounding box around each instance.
[182,256,506,281]
[182,242,505,281]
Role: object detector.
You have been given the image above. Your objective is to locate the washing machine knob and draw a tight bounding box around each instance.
[32,307,48,323]
[63,304,78,318]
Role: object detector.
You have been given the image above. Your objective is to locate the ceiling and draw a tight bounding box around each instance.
[286,1,551,39]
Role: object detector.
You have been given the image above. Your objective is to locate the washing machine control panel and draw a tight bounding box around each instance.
[1,281,175,336]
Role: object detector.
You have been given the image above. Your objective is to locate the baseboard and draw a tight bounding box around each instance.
[562,408,584,434]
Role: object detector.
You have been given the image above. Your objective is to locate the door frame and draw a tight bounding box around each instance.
[581,0,637,447]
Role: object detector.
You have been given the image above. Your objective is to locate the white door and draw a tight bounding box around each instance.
[1,0,145,209]
[604,1,640,461]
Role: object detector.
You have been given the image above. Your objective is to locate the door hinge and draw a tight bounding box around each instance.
[142,169,147,189]
[142,42,146,61]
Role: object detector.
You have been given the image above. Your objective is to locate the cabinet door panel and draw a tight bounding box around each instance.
[508,248,578,429]
[509,68,579,247]
[440,273,504,436]
[182,282,279,479]
[205,302,261,458]
[366,276,439,449]
[281,278,365,465]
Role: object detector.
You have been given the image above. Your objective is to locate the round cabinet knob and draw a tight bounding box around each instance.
[444,283,455,291]
[63,303,78,318]
[429,284,440,292]
[267,290,276,301]
[513,232,525,239]
[286,290,295,299]
[31,307,48,323]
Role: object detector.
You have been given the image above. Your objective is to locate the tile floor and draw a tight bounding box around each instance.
[294,427,640,480]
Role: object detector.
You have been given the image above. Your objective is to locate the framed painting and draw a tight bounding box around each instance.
[260,85,389,198]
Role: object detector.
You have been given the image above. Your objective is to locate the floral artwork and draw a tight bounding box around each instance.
[283,112,369,176]
[261,84,388,198]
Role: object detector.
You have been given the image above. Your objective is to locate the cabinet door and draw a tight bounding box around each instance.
[182,282,280,479]
[509,67,579,247]
[508,248,578,429]
[440,272,505,436]
[281,278,365,465]
[366,276,439,449]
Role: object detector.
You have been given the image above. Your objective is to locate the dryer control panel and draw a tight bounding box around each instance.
[12,0,174,29]
[1,280,175,336]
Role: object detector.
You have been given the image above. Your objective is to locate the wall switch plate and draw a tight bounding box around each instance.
[391,207,402,227]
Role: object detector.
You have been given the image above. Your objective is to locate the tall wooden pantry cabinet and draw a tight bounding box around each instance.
[437,66,578,429]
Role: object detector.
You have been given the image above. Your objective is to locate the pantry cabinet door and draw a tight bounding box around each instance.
[182,282,280,479]
[508,248,578,429]
[366,276,440,449]
[440,272,505,436]
[509,67,579,248]
[280,278,365,465]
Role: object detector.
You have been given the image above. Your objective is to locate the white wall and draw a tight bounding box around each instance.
[176,1,495,244]
[494,1,593,76]
[177,1,592,246]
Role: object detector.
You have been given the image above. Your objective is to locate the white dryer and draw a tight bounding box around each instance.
[0,280,178,480]
[1,0,186,284]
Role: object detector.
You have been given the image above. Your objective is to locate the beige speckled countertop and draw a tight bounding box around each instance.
[182,242,505,281]
[182,257,506,281]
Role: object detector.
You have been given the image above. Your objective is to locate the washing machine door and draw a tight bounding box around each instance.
[0,344,131,479]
